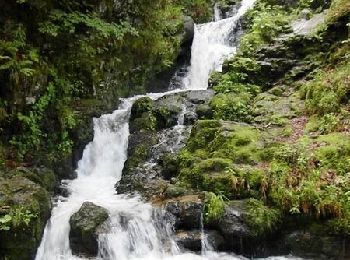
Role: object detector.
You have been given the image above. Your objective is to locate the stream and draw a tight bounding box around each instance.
[35,1,300,259]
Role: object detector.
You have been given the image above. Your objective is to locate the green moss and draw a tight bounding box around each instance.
[210,92,254,122]
[130,113,157,132]
[326,0,350,23]
[130,97,155,121]
[0,175,51,259]
[164,184,187,198]
[245,199,282,236]
[187,120,221,151]
[159,153,180,179]
[211,125,262,164]
[300,61,350,115]
[196,104,213,119]
[253,92,303,126]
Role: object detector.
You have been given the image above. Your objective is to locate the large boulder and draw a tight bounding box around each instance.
[0,173,52,260]
[69,202,109,257]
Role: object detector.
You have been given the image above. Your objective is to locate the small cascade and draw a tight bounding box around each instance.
[200,213,213,256]
[214,3,222,21]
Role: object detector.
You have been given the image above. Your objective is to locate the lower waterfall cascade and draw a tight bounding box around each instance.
[35,1,301,259]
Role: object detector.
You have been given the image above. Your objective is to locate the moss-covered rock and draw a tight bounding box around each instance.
[0,174,51,260]
[69,202,109,257]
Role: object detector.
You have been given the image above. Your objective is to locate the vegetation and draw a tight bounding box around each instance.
[0,207,37,231]
[204,192,226,222]
[170,0,350,238]
[245,199,282,236]
[0,0,207,165]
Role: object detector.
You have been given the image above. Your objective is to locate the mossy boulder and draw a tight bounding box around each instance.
[130,97,180,132]
[0,174,52,260]
[164,184,188,199]
[69,202,109,257]
[195,104,213,119]
[158,153,179,180]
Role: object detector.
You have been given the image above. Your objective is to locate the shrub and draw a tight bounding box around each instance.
[245,199,282,236]
[204,192,226,222]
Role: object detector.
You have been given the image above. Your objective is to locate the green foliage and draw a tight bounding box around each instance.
[204,192,226,222]
[239,4,292,55]
[209,57,262,123]
[306,114,340,134]
[210,92,254,122]
[0,24,39,78]
[38,11,136,39]
[180,0,213,23]
[1,0,191,162]
[0,207,37,231]
[245,199,282,236]
[300,62,350,115]
[10,84,56,157]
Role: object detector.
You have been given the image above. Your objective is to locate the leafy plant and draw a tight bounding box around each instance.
[204,192,226,222]
[0,207,37,231]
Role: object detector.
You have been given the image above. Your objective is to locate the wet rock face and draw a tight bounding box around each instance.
[69,202,109,257]
[175,230,225,252]
[182,16,194,45]
[214,201,252,252]
[282,228,350,259]
[165,196,203,230]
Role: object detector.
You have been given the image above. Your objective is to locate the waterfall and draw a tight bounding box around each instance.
[183,0,256,90]
[34,1,297,259]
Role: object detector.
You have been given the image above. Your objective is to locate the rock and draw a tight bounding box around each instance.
[196,104,213,119]
[187,90,215,104]
[182,16,194,45]
[159,153,179,180]
[69,202,109,257]
[154,105,180,130]
[12,166,56,192]
[165,195,203,230]
[299,9,312,20]
[282,227,350,259]
[175,230,202,251]
[184,111,198,125]
[175,229,225,252]
[130,97,154,122]
[292,12,326,36]
[205,230,226,250]
[0,174,52,260]
[164,185,187,199]
[213,200,253,253]
[117,90,213,199]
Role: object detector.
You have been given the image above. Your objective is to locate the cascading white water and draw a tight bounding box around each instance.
[35,1,300,259]
[183,0,255,90]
